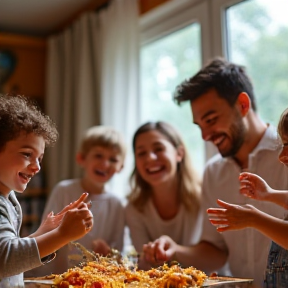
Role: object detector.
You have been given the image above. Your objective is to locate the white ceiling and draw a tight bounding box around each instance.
[0,0,92,36]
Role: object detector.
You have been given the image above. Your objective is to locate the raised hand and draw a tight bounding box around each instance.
[58,200,93,241]
[239,172,272,200]
[207,199,260,232]
[31,193,90,237]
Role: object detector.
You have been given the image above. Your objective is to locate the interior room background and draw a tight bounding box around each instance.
[0,0,287,228]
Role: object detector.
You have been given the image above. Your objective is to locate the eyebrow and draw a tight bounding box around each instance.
[135,141,164,150]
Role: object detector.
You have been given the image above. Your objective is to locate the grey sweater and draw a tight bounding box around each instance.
[0,191,42,288]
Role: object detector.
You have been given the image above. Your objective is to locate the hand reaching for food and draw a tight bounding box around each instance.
[142,235,178,267]
[92,239,111,256]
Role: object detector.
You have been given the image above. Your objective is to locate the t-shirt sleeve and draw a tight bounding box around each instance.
[124,204,151,253]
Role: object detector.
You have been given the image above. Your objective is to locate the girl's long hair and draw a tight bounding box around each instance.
[128,121,201,215]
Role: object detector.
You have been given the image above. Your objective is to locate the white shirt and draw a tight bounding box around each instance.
[25,179,125,276]
[201,125,288,287]
[125,198,203,253]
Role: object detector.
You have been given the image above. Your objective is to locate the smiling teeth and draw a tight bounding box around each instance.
[213,135,225,145]
[148,167,161,172]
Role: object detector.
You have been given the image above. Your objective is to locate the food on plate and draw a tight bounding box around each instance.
[53,254,207,288]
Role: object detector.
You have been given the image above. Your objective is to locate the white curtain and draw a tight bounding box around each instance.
[45,0,139,195]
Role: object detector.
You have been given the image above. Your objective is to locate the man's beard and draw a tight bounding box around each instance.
[220,112,246,158]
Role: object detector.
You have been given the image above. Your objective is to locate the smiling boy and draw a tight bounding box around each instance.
[0,94,93,287]
[31,125,126,275]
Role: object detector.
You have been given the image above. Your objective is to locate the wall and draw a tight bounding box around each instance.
[0,33,46,109]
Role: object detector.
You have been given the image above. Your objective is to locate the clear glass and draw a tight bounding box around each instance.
[140,23,204,174]
[226,0,288,127]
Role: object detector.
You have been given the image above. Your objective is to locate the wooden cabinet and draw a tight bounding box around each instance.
[0,33,47,109]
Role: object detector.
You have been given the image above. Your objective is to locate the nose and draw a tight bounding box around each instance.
[29,159,41,173]
[201,127,212,141]
[146,151,157,161]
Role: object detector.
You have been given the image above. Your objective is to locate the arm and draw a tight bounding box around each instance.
[208,199,288,250]
[239,172,288,208]
[124,204,151,253]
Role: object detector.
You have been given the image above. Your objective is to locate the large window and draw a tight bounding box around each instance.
[140,0,288,169]
[226,0,288,126]
[140,23,204,172]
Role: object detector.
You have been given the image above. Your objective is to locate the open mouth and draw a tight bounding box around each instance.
[211,134,226,147]
[146,165,165,175]
[19,172,33,183]
[94,169,107,177]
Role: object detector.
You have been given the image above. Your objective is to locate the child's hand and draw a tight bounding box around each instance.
[58,201,93,241]
[239,172,272,201]
[207,199,259,232]
[92,239,111,256]
[56,192,89,216]
[31,193,90,237]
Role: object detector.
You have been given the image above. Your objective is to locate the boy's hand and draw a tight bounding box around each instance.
[32,193,90,237]
[92,239,111,256]
[58,201,93,241]
[239,172,272,201]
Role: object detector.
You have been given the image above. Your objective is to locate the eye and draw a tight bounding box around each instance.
[206,116,217,125]
[94,153,103,159]
[110,158,119,163]
[136,151,146,157]
[21,152,32,158]
[155,146,164,152]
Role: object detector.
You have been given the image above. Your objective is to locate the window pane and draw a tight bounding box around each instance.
[226,0,288,126]
[140,23,204,173]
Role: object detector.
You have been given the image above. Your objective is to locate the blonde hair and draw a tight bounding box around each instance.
[128,121,201,214]
[79,126,126,160]
[278,108,288,141]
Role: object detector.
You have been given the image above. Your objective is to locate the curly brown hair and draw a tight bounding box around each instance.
[0,94,58,151]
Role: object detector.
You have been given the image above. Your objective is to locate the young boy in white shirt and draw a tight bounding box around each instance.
[32,125,126,275]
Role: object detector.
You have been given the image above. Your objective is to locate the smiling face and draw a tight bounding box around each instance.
[0,132,45,196]
[191,88,246,157]
[134,130,183,188]
[77,145,123,185]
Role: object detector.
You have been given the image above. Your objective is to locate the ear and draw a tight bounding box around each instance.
[237,92,251,116]
[176,145,185,163]
[76,152,85,166]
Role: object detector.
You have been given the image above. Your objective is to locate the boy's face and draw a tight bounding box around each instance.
[77,145,123,184]
[0,132,45,196]
[191,88,246,158]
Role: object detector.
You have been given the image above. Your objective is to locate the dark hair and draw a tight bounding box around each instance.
[128,121,201,213]
[174,57,257,111]
[278,108,288,140]
[0,94,58,151]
